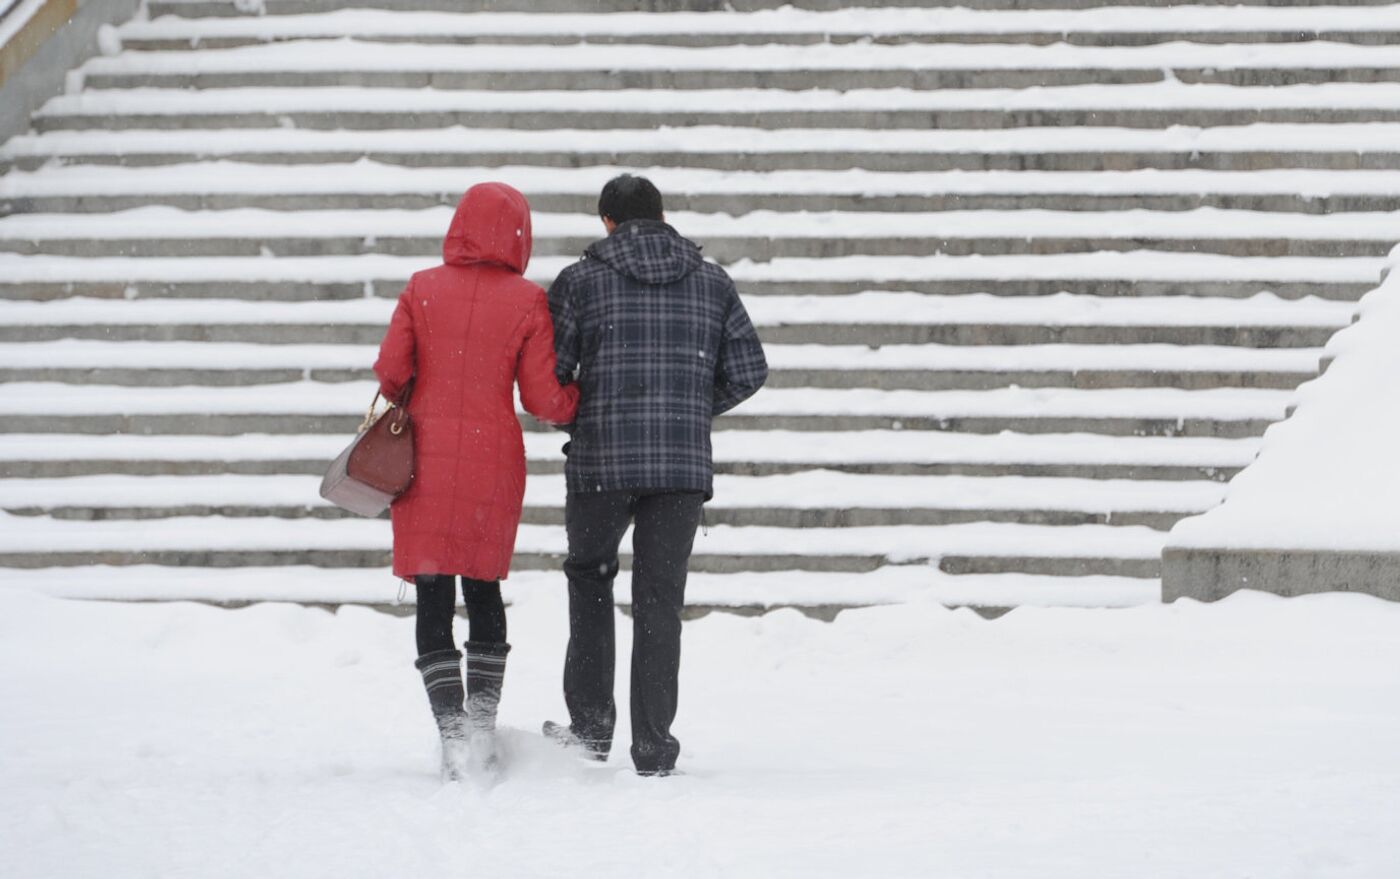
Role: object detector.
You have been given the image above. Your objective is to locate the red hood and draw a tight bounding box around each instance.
[442,182,532,273]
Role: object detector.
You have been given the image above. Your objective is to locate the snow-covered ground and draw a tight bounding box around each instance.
[2,585,1398,878]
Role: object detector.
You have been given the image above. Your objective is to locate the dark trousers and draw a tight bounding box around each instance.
[414,575,506,656]
[563,489,704,773]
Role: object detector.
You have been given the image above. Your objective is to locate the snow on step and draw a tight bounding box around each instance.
[0,431,1264,472]
[36,83,1400,119]
[0,293,1356,329]
[111,6,1400,42]
[0,381,1293,422]
[75,39,1400,76]
[5,206,1400,244]
[0,514,1168,563]
[0,253,1383,289]
[14,123,1400,162]
[0,472,1227,515]
[12,161,1400,198]
[10,565,1161,609]
[0,339,1326,374]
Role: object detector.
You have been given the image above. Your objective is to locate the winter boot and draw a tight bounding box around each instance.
[414,648,470,782]
[463,641,511,776]
[542,720,610,763]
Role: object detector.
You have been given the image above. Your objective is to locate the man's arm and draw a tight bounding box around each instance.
[712,282,768,417]
[546,268,581,386]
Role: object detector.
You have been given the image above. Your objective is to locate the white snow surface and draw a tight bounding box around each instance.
[0,252,1383,286]
[0,293,1356,327]
[120,5,1400,39]
[14,124,1400,159]
[0,472,1226,514]
[38,82,1400,117]
[0,339,1325,373]
[3,205,1398,243]
[0,381,1293,421]
[1169,245,1400,551]
[0,430,1263,470]
[0,512,1167,561]
[8,161,1400,198]
[79,38,1400,74]
[2,586,1399,877]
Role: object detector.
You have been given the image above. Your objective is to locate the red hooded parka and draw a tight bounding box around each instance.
[374,182,578,582]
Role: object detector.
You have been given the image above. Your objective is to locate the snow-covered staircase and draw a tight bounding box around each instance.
[0,0,1392,608]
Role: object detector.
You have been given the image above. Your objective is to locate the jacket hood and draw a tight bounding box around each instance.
[586,219,702,285]
[443,182,532,273]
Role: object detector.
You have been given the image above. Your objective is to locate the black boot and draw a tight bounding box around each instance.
[542,720,610,762]
[414,648,469,782]
[463,641,510,775]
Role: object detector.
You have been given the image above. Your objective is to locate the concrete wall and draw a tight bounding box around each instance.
[0,0,143,149]
[1162,547,1400,603]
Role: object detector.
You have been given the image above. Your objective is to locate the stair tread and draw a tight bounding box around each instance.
[77,37,1400,76]
[0,471,1227,513]
[14,161,1400,199]
[0,431,1263,469]
[16,123,1400,161]
[0,380,1293,420]
[0,339,1326,372]
[36,82,1400,119]
[5,206,1400,243]
[0,514,1169,559]
[0,292,1354,328]
[10,565,1161,609]
[115,5,1400,42]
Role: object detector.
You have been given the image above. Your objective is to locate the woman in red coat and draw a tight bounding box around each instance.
[374,182,578,780]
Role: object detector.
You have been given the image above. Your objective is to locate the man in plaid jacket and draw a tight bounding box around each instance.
[543,174,768,775]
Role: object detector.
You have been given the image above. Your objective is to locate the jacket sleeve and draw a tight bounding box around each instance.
[517,292,580,427]
[546,268,581,386]
[373,281,416,404]
[712,283,768,417]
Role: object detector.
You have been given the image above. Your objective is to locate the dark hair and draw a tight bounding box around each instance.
[598,174,664,224]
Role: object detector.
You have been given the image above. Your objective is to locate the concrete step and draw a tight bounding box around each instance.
[0,471,1226,530]
[9,162,1400,217]
[3,207,1396,260]
[2,275,1369,303]
[0,317,1342,348]
[115,30,1400,51]
[34,84,1400,132]
[81,66,1400,92]
[75,38,1400,92]
[9,565,1162,611]
[114,6,1400,51]
[2,233,1381,261]
[0,514,1166,578]
[0,365,1312,392]
[16,188,1400,216]
[0,291,1353,347]
[0,381,1293,438]
[16,124,1400,174]
[0,340,1323,391]
[0,431,1259,483]
[143,1,1400,16]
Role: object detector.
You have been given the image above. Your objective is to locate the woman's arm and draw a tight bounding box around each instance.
[373,280,416,404]
[518,291,580,427]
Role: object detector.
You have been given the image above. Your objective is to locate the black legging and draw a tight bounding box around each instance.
[414,574,506,655]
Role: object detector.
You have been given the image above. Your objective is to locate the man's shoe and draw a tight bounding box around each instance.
[542,720,610,762]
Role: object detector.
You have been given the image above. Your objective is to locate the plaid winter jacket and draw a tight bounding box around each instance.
[547,219,768,499]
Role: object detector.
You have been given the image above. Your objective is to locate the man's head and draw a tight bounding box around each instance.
[598,174,664,234]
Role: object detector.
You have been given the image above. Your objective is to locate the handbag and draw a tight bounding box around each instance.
[319,387,415,517]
